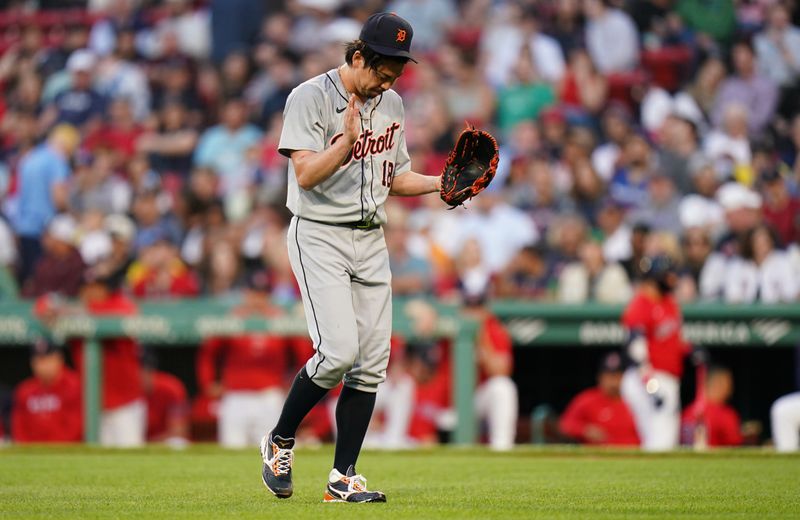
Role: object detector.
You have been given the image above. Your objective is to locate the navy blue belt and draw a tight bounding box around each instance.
[300,217,381,230]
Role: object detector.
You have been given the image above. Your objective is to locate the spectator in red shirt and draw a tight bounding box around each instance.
[560,352,640,446]
[142,352,189,447]
[196,270,307,447]
[11,339,82,443]
[21,214,85,299]
[70,267,146,447]
[760,169,800,246]
[681,366,743,447]
[83,98,143,168]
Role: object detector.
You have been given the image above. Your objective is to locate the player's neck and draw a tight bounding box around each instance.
[641,283,663,300]
[338,64,366,104]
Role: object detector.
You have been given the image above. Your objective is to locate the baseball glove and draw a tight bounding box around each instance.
[439,125,499,208]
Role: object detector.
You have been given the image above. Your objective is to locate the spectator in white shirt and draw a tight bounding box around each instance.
[724,224,798,303]
[583,0,640,74]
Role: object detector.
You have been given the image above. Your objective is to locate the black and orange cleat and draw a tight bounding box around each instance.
[323,465,386,503]
[260,433,294,498]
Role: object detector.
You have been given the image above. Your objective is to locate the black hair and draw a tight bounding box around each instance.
[344,40,409,69]
[740,223,783,260]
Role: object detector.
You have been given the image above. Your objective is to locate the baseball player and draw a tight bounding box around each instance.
[620,255,691,451]
[260,13,444,503]
[771,392,800,452]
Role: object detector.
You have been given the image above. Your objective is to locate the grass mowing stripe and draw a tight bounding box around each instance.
[0,446,798,519]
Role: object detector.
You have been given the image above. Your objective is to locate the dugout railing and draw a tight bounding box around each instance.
[0,300,798,445]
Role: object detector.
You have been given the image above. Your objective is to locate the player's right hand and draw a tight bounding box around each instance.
[343,94,360,145]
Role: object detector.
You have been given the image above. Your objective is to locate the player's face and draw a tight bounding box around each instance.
[355,55,405,98]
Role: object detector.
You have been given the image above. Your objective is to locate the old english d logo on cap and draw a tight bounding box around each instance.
[359,12,417,62]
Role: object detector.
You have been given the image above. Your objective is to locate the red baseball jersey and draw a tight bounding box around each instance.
[478,315,514,383]
[12,369,82,443]
[197,335,308,393]
[145,371,188,441]
[622,291,690,377]
[70,293,143,410]
[682,401,743,447]
[559,387,640,446]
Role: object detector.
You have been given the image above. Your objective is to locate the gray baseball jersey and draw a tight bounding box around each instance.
[279,68,409,392]
[279,68,411,225]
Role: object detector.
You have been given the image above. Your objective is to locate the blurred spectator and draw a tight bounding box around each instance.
[84,97,143,165]
[557,240,632,304]
[724,223,798,303]
[609,134,655,210]
[771,391,800,452]
[630,172,682,235]
[495,44,556,136]
[12,124,79,283]
[440,45,495,127]
[760,169,800,246]
[210,0,266,64]
[386,203,433,297]
[676,0,736,48]
[592,104,634,182]
[754,3,800,92]
[39,50,105,133]
[704,103,752,181]
[481,5,565,88]
[387,0,456,52]
[21,214,85,298]
[70,267,145,447]
[137,101,199,180]
[584,0,640,74]
[144,0,211,60]
[699,182,763,300]
[130,188,182,253]
[196,271,307,448]
[559,352,639,446]
[89,0,147,57]
[193,97,263,199]
[127,236,199,299]
[11,339,82,443]
[495,245,552,300]
[681,366,743,447]
[596,198,632,263]
[678,226,714,300]
[711,39,777,137]
[69,149,130,216]
[559,48,608,116]
[142,352,189,446]
[656,114,703,194]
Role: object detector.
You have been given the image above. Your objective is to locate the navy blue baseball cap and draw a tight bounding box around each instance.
[360,12,417,63]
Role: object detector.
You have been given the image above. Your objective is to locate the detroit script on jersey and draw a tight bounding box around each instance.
[330,122,401,167]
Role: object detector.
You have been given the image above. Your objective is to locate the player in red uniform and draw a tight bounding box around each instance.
[12,339,82,443]
[142,353,189,446]
[70,269,145,447]
[620,255,691,451]
[681,366,743,447]
[560,352,639,446]
[197,271,309,448]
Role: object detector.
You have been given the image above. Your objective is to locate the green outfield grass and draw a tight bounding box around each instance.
[1,445,798,519]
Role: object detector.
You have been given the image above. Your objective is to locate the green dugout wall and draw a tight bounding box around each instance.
[0,300,798,444]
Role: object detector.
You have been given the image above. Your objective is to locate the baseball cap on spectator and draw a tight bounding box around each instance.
[30,338,61,357]
[105,214,136,243]
[80,230,113,265]
[679,194,724,229]
[67,49,96,73]
[48,214,77,244]
[716,182,762,211]
[598,352,624,373]
[541,106,566,125]
[244,269,271,293]
[360,12,417,63]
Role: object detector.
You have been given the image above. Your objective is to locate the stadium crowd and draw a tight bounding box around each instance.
[1,0,799,450]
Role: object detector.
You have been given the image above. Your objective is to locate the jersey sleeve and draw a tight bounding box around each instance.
[559,390,591,441]
[278,83,327,157]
